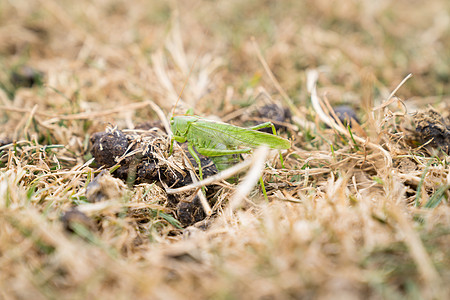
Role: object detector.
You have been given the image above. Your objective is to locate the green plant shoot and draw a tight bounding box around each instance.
[169,114,290,197]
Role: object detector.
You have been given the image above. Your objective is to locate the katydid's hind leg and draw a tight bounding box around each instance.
[187,143,207,195]
[247,122,277,135]
[187,144,203,181]
[248,122,286,168]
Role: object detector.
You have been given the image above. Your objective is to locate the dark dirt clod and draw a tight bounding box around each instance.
[413,109,450,154]
[176,196,207,226]
[61,208,96,233]
[90,129,160,183]
[10,65,43,88]
[90,128,218,186]
[90,129,130,167]
[167,153,218,227]
[90,127,218,226]
[333,105,359,126]
[136,160,159,182]
[252,104,291,133]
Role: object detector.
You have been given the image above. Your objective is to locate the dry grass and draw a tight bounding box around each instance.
[1,0,449,299]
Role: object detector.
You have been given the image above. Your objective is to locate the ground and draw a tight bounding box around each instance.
[0,0,449,299]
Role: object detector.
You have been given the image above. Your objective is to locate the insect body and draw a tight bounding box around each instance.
[170,115,290,182]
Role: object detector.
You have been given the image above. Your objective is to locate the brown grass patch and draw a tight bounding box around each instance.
[1,0,449,299]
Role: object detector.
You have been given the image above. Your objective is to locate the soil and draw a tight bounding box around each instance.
[333,105,359,126]
[10,65,43,89]
[60,208,96,233]
[176,195,208,226]
[246,103,292,133]
[413,108,450,154]
[89,126,218,226]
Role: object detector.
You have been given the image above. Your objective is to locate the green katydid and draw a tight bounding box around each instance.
[169,113,291,197]
[167,57,290,198]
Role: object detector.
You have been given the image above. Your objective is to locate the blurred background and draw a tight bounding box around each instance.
[1,0,448,121]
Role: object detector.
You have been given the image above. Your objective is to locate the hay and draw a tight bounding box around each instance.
[0,0,449,298]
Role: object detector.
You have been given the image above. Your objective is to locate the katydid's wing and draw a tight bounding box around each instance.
[190,119,290,150]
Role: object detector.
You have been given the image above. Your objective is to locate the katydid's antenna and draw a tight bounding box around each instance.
[170,54,201,119]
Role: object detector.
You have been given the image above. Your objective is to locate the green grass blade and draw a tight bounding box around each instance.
[424,185,449,208]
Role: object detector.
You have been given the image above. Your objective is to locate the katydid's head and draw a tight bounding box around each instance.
[170,115,197,136]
